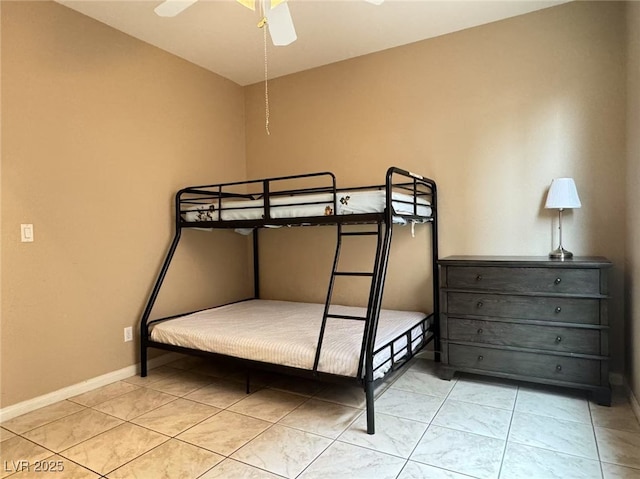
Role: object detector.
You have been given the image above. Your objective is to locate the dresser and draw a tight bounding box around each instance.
[438,256,612,405]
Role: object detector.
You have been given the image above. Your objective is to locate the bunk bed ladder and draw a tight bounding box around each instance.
[312,223,384,374]
[313,222,394,434]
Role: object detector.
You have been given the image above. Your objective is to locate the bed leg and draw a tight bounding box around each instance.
[366,381,375,435]
[246,370,251,394]
[141,346,148,378]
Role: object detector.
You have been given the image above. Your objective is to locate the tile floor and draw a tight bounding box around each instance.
[1,356,640,479]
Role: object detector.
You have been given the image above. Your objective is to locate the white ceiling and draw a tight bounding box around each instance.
[58,0,566,86]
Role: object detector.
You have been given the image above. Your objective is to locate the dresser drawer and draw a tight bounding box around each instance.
[448,344,601,385]
[446,266,600,295]
[447,318,601,355]
[447,292,600,324]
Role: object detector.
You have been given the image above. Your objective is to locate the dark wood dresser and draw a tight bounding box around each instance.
[438,256,612,405]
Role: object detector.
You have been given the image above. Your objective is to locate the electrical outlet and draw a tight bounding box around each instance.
[124,326,133,342]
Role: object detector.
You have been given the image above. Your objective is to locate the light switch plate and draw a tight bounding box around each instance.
[21,224,34,242]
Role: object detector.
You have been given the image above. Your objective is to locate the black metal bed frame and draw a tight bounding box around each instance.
[139,166,439,434]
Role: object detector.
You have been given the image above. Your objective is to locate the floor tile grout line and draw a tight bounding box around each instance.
[506,437,604,462]
[66,381,144,409]
[394,460,411,479]
[511,405,597,425]
[131,360,438,476]
[591,426,640,471]
[98,433,173,478]
[508,390,603,462]
[440,396,516,412]
[87,391,183,423]
[219,417,280,459]
[496,383,519,479]
[333,437,408,460]
[227,419,327,479]
[387,368,459,477]
[406,376,453,446]
[306,396,366,409]
[291,432,337,478]
[169,433,252,463]
[194,461,220,479]
[128,401,223,438]
[438,396,517,416]
[55,422,172,476]
[292,395,364,411]
[182,378,265,410]
[398,371,492,474]
[20,413,124,457]
[5,433,59,460]
[402,457,486,479]
[276,401,362,440]
[593,423,640,434]
[0,401,89,436]
[588,393,606,478]
[195,457,287,479]
[426,402,512,442]
[428,417,512,443]
[227,457,289,479]
[11,360,636,479]
[170,408,273,445]
[225,402,312,425]
[57,452,105,477]
[163,372,358,445]
[306,386,437,463]
[600,461,640,472]
[10,361,336,479]
[394,404,448,477]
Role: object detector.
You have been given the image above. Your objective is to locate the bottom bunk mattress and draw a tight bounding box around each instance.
[149,299,428,379]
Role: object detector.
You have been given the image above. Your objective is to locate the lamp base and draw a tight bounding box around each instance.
[549,246,573,260]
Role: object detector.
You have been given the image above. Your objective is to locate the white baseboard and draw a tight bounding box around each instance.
[607,373,640,425]
[0,353,182,423]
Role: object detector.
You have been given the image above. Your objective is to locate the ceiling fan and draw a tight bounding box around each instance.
[154,0,384,47]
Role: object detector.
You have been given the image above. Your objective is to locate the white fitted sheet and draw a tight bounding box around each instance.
[150,299,428,379]
[182,190,431,223]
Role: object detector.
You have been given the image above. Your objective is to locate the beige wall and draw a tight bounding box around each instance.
[0,0,632,409]
[626,1,640,400]
[0,1,251,407]
[245,2,628,372]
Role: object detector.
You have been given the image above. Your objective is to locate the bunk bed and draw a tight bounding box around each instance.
[140,167,439,434]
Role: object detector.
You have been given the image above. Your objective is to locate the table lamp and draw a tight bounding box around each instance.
[545,177,581,259]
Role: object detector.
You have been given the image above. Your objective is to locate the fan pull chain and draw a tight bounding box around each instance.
[263,21,270,135]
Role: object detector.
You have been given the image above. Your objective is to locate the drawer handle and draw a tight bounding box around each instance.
[478,355,484,361]
[477,328,483,335]
[476,301,484,308]
[556,364,562,372]
[555,336,562,343]
[554,277,562,285]
[476,274,483,281]
[555,306,562,313]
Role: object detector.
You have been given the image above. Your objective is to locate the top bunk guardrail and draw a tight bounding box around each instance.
[176,167,436,230]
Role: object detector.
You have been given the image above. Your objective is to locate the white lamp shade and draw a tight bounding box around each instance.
[545,178,581,209]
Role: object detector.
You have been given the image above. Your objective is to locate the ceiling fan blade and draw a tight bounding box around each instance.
[266,1,297,46]
[237,0,255,11]
[154,0,198,17]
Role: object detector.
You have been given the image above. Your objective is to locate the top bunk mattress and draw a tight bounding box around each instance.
[149,299,429,379]
[182,190,431,224]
